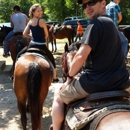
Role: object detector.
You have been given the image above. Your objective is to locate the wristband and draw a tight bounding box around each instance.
[67,72,73,79]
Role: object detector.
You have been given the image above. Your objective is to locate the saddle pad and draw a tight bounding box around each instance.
[66,104,130,130]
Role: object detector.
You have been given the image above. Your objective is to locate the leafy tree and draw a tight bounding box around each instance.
[0,0,130,25]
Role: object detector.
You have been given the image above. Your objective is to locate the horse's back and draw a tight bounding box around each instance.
[97,112,130,130]
[8,35,29,46]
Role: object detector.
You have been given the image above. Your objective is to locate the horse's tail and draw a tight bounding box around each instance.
[27,62,42,130]
[16,40,24,55]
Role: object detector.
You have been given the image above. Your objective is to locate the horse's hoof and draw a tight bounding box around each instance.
[3,54,8,58]
[52,78,59,83]
[49,124,53,130]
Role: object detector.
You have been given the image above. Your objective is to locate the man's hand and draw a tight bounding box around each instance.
[60,78,73,90]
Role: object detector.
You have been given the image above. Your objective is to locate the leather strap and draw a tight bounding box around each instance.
[86,90,130,101]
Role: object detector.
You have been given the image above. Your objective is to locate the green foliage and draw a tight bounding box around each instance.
[0,0,130,25]
[120,0,130,25]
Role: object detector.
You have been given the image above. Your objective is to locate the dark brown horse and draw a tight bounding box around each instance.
[119,26,130,54]
[0,26,13,46]
[120,26,130,43]
[61,43,130,130]
[13,52,52,130]
[8,35,30,77]
[0,26,30,77]
[47,24,74,52]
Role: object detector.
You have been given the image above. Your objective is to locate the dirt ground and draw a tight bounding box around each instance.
[0,41,130,130]
[0,42,65,130]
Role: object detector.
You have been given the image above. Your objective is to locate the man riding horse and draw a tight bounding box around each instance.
[3,5,28,57]
[50,0,130,130]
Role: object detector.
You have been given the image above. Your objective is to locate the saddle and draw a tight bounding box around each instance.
[13,32,23,36]
[63,90,130,130]
[27,48,46,56]
[52,25,64,34]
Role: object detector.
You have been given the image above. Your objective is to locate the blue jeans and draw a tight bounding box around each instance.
[118,30,128,58]
[4,30,14,54]
[75,34,82,42]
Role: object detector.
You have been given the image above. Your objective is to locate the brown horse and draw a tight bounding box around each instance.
[13,52,52,130]
[8,35,30,77]
[47,24,74,52]
[0,26,13,46]
[61,43,130,130]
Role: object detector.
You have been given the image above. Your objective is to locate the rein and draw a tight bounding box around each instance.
[61,51,76,82]
[61,52,68,78]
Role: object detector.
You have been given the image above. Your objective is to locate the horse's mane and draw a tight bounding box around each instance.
[46,24,52,28]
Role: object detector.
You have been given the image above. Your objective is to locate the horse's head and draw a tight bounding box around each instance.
[61,43,76,82]
[0,26,13,43]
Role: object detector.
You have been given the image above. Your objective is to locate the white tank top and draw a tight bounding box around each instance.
[11,12,28,33]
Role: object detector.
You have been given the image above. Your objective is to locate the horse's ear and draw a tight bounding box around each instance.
[64,43,69,52]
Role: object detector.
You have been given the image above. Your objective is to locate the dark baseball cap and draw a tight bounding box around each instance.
[77,0,82,4]
[77,0,102,4]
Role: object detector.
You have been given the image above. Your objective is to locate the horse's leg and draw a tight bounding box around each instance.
[96,112,130,130]
[9,61,15,80]
[54,39,57,52]
[51,40,54,52]
[17,101,27,130]
[68,38,71,46]
[71,31,74,43]
[26,99,30,113]
[46,38,49,48]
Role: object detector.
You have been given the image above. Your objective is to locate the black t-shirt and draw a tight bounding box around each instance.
[79,15,129,94]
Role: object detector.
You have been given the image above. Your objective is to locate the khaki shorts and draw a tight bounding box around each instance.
[125,87,130,93]
[59,78,89,105]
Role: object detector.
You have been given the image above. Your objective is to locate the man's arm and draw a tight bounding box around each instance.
[61,44,92,87]
[10,16,14,28]
[69,44,92,77]
[117,13,122,24]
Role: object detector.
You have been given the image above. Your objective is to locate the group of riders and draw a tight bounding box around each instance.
[1,0,130,129]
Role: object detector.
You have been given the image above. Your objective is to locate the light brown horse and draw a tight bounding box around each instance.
[61,43,130,130]
[47,24,74,52]
[13,52,52,130]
